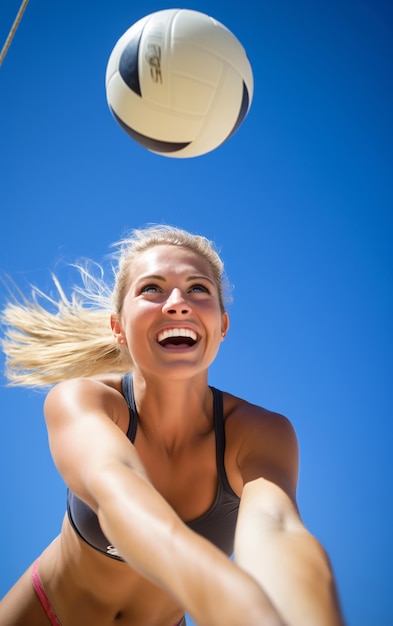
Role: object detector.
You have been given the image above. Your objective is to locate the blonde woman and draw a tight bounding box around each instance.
[0,226,345,626]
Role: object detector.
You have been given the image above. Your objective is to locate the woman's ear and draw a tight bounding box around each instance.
[110,314,126,345]
[221,311,230,340]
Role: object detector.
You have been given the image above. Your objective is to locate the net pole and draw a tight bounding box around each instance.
[0,0,30,66]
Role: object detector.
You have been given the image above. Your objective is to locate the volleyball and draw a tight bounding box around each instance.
[105,8,254,158]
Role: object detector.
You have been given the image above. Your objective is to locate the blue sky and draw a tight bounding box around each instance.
[0,1,392,624]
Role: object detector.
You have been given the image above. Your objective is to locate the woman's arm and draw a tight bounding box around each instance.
[44,379,284,626]
[91,455,284,626]
[232,408,345,626]
[235,478,345,626]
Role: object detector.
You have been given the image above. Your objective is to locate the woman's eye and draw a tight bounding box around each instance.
[190,284,209,294]
[141,284,160,293]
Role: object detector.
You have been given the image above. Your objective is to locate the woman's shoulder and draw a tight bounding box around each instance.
[221,390,298,461]
[44,374,128,426]
[221,390,299,497]
[222,389,294,432]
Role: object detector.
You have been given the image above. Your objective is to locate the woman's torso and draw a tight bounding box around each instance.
[40,518,184,625]
[38,374,247,625]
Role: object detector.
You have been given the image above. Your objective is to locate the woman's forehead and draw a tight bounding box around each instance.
[130,245,214,279]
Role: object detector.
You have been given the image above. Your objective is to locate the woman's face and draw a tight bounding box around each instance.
[112,245,229,380]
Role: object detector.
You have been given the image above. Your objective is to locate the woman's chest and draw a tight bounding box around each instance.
[135,430,219,522]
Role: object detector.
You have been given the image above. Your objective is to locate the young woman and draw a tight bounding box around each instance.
[0,225,345,626]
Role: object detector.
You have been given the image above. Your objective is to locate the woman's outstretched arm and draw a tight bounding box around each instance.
[233,408,345,626]
[235,478,345,626]
[44,378,284,626]
[92,454,284,626]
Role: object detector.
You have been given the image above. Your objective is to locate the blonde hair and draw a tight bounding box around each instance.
[1,225,229,387]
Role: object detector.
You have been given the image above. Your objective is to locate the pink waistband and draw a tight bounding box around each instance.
[32,560,62,626]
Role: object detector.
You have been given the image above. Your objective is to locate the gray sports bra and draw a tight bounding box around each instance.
[67,373,240,559]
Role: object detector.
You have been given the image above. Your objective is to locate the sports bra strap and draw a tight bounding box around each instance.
[121,372,138,442]
[210,386,236,497]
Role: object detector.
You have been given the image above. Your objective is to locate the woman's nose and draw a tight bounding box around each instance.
[162,288,191,315]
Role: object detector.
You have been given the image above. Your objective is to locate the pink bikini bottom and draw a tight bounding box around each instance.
[32,560,61,625]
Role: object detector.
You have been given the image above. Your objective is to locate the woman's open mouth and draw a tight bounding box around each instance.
[157,328,198,348]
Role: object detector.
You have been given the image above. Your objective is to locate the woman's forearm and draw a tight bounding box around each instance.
[234,479,345,626]
[90,462,285,626]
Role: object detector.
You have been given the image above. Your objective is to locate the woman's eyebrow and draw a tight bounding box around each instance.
[137,274,166,282]
[137,274,215,285]
[186,275,215,285]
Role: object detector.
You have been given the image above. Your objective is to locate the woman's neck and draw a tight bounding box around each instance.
[131,372,214,453]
